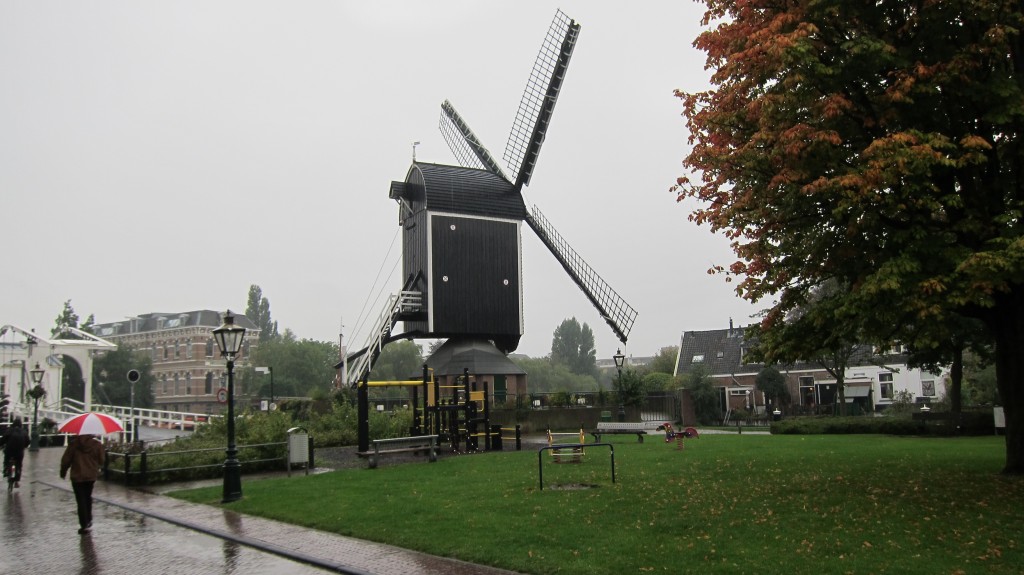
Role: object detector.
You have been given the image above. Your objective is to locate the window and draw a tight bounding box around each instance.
[799,376,814,387]
[879,372,894,399]
[921,379,935,397]
[174,340,181,359]
[716,351,724,359]
[206,339,214,357]
[174,374,180,396]
[164,345,169,360]
[185,373,192,395]
[205,373,214,394]
[161,375,167,395]
[692,354,704,363]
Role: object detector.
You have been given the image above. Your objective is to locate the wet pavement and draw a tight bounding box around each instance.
[1,445,520,575]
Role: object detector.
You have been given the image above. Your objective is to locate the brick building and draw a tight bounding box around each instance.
[92,311,259,415]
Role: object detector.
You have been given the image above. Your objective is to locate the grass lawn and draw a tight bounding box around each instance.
[170,434,1023,575]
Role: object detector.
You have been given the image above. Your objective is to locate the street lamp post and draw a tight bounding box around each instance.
[28,363,46,452]
[212,310,247,503]
[613,348,626,422]
[127,369,141,443]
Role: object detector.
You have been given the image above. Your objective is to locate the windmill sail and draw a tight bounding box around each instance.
[439,100,509,181]
[504,10,580,192]
[526,204,637,343]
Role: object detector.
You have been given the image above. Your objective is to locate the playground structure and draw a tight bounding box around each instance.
[546,428,586,463]
[657,423,699,451]
[356,366,520,456]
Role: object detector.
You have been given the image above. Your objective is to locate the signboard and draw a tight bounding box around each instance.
[217,388,228,404]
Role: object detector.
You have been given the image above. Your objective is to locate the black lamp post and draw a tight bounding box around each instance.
[613,348,626,422]
[212,310,247,503]
[28,363,46,452]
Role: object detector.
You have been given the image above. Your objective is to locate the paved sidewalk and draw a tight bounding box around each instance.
[18,446,520,575]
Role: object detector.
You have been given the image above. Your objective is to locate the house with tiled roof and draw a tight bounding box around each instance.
[673,321,946,418]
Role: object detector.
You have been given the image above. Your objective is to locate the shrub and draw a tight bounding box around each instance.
[771,415,926,435]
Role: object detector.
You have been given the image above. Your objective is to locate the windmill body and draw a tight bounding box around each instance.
[343,10,635,385]
[390,163,527,353]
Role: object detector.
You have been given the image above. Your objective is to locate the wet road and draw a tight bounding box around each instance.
[1,483,339,575]
[0,448,335,575]
[0,482,335,575]
[0,440,519,575]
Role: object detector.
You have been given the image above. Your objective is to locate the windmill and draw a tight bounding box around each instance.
[343,10,636,384]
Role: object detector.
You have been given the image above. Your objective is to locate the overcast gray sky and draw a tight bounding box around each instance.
[1,1,763,360]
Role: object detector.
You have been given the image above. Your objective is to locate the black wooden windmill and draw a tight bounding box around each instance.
[343,10,636,385]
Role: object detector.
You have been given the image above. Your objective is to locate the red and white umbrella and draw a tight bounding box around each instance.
[58,412,124,436]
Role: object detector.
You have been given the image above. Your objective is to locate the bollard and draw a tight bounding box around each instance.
[308,435,315,471]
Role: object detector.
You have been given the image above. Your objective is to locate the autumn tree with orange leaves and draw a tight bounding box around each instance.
[677,1,1024,473]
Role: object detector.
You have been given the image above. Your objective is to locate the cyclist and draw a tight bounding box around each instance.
[1,417,30,488]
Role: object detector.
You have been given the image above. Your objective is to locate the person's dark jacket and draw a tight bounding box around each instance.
[60,435,106,482]
[0,424,30,456]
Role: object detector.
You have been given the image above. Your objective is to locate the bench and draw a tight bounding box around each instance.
[591,421,649,443]
[366,435,439,469]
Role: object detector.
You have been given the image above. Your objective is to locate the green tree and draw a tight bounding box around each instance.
[747,281,866,415]
[51,301,91,402]
[550,318,598,377]
[368,340,424,381]
[904,315,991,416]
[52,299,78,338]
[756,366,790,408]
[647,346,679,375]
[246,285,279,342]
[642,371,678,392]
[961,361,1001,407]
[51,299,93,338]
[247,331,339,399]
[616,369,646,408]
[92,346,155,408]
[512,356,598,394]
[678,1,1024,470]
[682,364,719,425]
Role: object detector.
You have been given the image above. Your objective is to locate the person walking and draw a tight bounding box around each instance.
[60,434,106,534]
[1,417,31,488]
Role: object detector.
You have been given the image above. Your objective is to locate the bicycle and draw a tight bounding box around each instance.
[5,459,16,492]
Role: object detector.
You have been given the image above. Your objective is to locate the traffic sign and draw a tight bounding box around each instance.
[217,388,228,403]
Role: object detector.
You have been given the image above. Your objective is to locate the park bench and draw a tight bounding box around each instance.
[591,421,649,443]
[366,435,439,469]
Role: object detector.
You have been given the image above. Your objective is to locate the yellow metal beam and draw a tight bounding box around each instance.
[365,380,425,387]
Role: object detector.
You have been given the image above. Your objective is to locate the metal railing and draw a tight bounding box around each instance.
[345,290,423,386]
[104,439,311,486]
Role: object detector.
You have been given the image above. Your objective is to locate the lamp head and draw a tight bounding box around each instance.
[30,363,45,385]
[212,310,247,358]
[613,348,625,369]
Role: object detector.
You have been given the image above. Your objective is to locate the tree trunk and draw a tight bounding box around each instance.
[993,292,1024,475]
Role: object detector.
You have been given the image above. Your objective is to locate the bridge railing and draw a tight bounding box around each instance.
[37,399,217,444]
